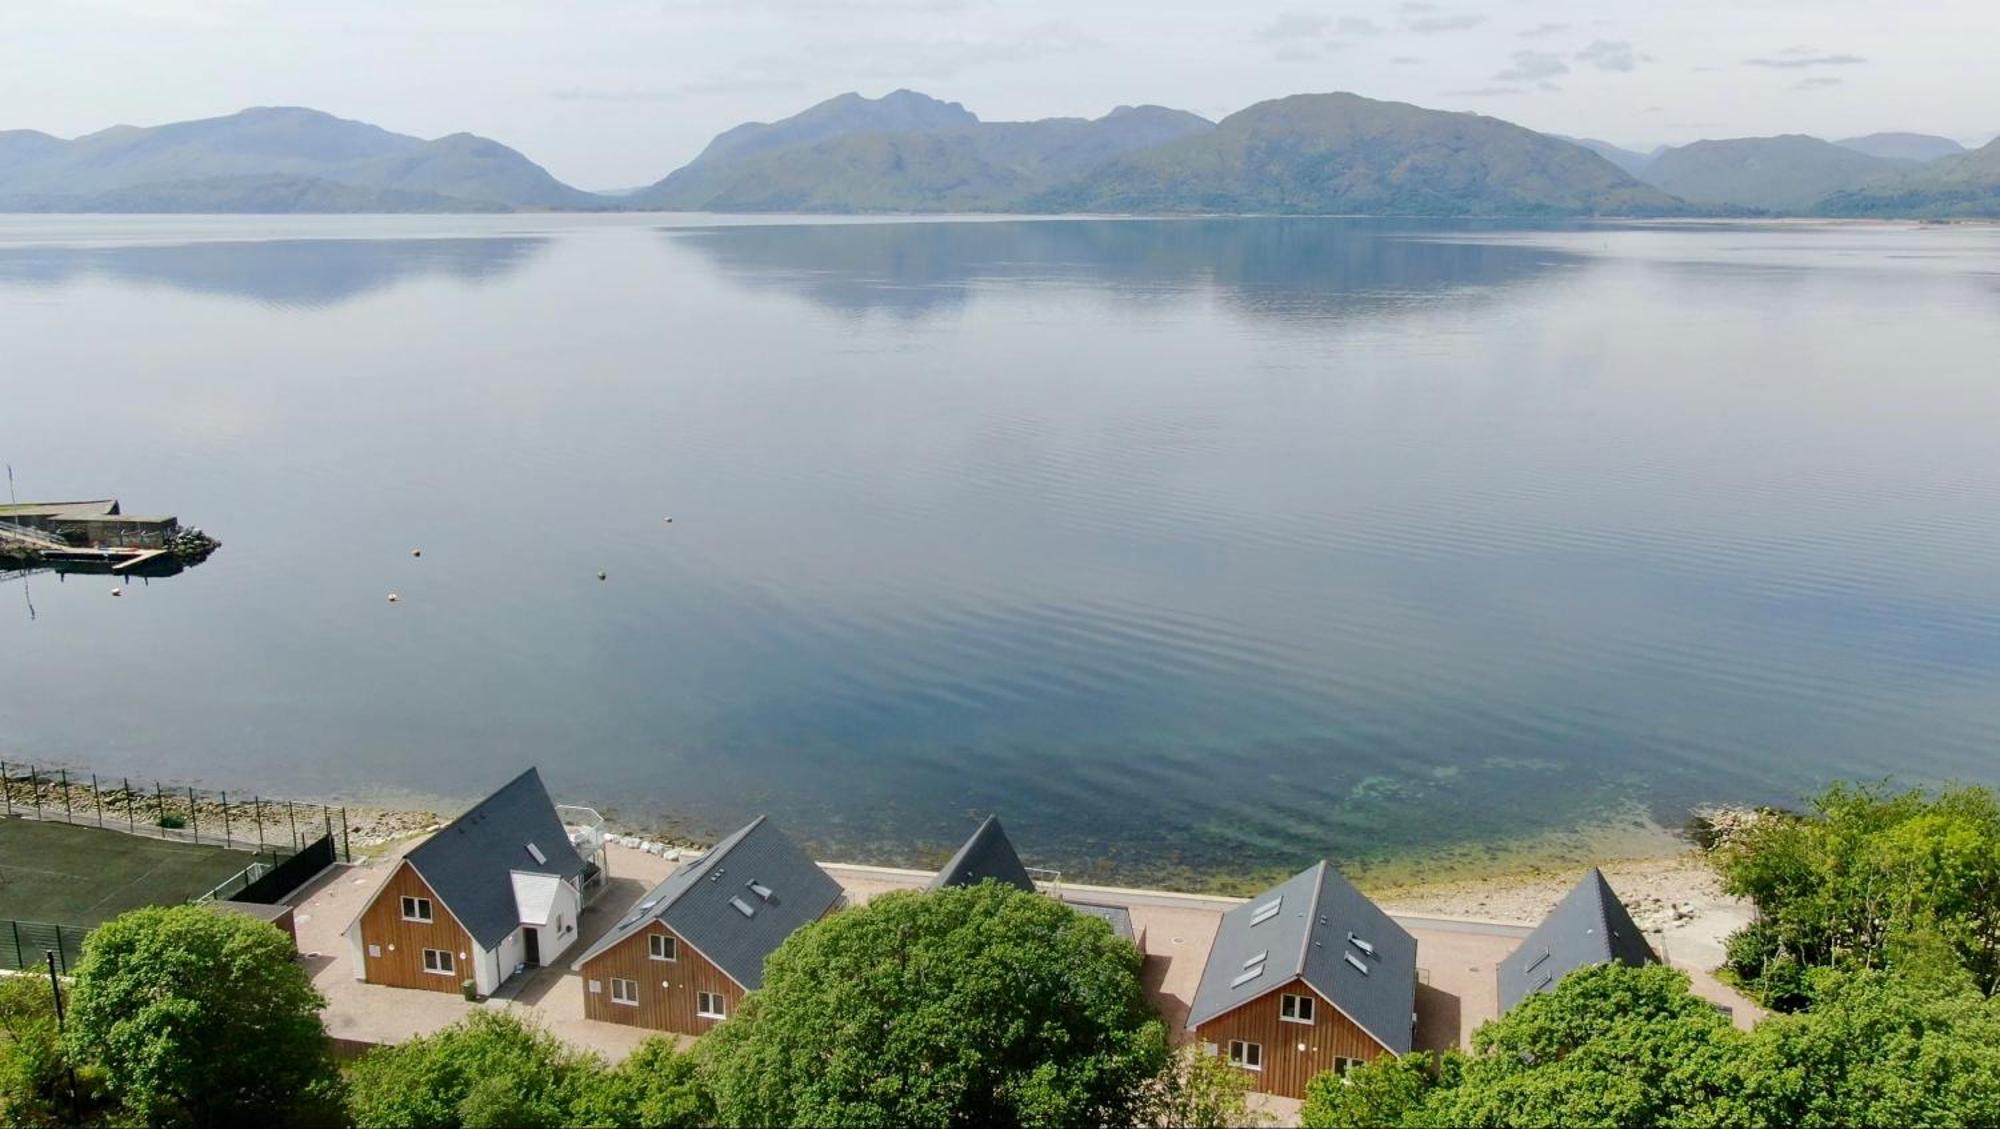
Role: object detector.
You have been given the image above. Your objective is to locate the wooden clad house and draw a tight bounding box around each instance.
[930,814,1145,948]
[570,816,842,1034]
[343,768,607,997]
[1186,861,1417,1099]
[1497,868,1657,1014]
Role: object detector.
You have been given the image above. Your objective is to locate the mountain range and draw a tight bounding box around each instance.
[0,106,601,212]
[2,94,1994,218]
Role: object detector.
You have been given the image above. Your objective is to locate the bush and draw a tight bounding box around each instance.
[156,813,186,830]
[1300,1052,1440,1129]
[699,882,1168,1127]
[0,974,108,1127]
[64,905,342,1128]
[571,1036,715,1128]
[1716,782,2000,1005]
[1141,1044,1263,1128]
[346,1011,601,1128]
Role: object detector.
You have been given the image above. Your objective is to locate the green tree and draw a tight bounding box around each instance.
[1717,782,2000,1004]
[1723,967,2000,1128]
[1141,1044,1264,1128]
[699,882,1168,1127]
[63,905,341,1128]
[346,1011,604,1129]
[571,1035,715,1128]
[0,973,106,1127]
[1299,965,1743,1128]
[1299,1051,1444,1129]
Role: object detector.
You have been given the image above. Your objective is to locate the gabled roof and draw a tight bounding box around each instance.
[1497,868,1657,1013]
[399,767,587,949]
[1187,861,1417,1054]
[570,816,842,990]
[928,815,1035,893]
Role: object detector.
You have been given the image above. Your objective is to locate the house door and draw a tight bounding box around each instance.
[523,927,541,966]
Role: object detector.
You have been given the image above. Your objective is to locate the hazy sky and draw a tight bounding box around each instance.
[7,0,1998,188]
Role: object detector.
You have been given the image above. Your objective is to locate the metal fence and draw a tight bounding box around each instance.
[0,760,351,861]
[2,919,85,973]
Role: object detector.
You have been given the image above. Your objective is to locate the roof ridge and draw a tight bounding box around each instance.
[1295,859,1329,977]
[419,766,542,843]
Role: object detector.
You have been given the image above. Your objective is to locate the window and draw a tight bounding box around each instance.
[1280,993,1316,1024]
[422,948,454,975]
[1335,1056,1362,1076]
[649,934,678,961]
[610,978,638,1006]
[1249,897,1283,926]
[1227,1040,1262,1071]
[401,896,433,923]
[697,992,727,1019]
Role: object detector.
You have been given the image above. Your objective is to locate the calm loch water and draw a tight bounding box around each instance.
[3,214,1998,885]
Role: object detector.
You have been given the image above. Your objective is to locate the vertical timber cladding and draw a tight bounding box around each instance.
[357,861,475,993]
[1193,977,1390,1100]
[579,921,743,1034]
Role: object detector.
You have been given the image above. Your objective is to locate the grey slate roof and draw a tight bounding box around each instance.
[403,767,587,950]
[1497,868,1658,1013]
[928,815,1036,893]
[1065,898,1135,941]
[1186,861,1417,1054]
[570,816,842,990]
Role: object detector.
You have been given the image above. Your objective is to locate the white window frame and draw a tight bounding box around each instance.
[421,948,454,976]
[610,977,639,1006]
[649,933,678,962]
[401,896,433,923]
[1228,1040,1262,1071]
[1280,992,1316,1025]
[1335,1056,1363,1076]
[696,991,727,1019]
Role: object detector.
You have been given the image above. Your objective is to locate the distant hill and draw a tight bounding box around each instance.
[1037,93,1682,216]
[0,107,602,212]
[1556,136,1656,177]
[1833,132,1967,163]
[1641,135,1910,211]
[630,91,1214,212]
[1815,137,2000,218]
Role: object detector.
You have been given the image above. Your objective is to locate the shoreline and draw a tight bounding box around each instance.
[1,768,1736,936]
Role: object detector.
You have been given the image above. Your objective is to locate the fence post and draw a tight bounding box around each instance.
[29,765,40,818]
[59,769,71,819]
[341,807,351,863]
[222,791,231,848]
[254,797,264,849]
[188,786,199,841]
[10,921,19,970]
[91,773,103,828]
[287,801,297,850]
[155,781,165,837]
[124,777,135,833]
[1,760,10,817]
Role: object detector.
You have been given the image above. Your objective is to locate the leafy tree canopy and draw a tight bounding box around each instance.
[1302,960,2000,1129]
[1717,782,2000,1005]
[699,881,1168,1128]
[347,1011,709,1129]
[63,905,341,1128]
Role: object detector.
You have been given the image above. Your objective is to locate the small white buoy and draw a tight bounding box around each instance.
[387,593,400,603]
[110,587,123,597]
[597,571,607,581]
[411,549,422,558]
[663,517,674,524]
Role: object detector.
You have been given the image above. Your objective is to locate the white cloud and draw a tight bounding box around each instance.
[1495,50,1570,83]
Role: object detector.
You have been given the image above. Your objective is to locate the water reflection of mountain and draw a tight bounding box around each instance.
[0,236,546,308]
[664,218,1586,320]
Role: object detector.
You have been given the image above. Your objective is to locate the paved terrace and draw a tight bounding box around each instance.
[294,841,1760,1108]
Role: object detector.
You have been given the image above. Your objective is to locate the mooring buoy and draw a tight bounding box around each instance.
[387,593,400,603]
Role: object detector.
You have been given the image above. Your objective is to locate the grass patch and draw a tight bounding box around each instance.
[0,817,265,927]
